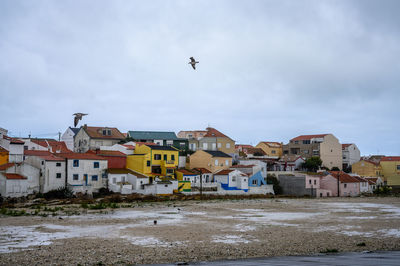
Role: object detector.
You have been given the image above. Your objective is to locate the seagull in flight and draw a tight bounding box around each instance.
[189,57,199,70]
[73,113,88,127]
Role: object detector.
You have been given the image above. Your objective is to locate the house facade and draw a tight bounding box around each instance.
[342,143,361,170]
[352,159,382,177]
[0,173,29,197]
[24,150,66,193]
[189,150,232,173]
[179,127,235,156]
[74,125,125,153]
[283,134,342,170]
[126,144,179,179]
[278,174,325,197]
[58,153,108,194]
[214,169,249,192]
[0,147,8,165]
[380,156,400,189]
[256,142,283,158]
[320,171,360,197]
[61,127,80,151]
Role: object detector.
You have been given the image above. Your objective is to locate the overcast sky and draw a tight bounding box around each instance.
[1,0,399,155]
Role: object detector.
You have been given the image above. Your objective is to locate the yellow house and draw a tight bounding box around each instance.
[380,157,400,187]
[256,142,282,158]
[126,144,179,178]
[352,159,382,177]
[189,150,232,173]
[0,147,8,165]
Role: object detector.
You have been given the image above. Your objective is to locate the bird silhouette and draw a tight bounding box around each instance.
[73,113,88,127]
[189,57,199,70]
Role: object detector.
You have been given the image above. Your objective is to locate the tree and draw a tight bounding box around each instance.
[302,157,322,172]
[266,174,282,195]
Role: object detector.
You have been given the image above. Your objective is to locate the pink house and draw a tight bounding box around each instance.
[320,171,360,197]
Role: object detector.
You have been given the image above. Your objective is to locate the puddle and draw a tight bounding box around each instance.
[213,235,251,244]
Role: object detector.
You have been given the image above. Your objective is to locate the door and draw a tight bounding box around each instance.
[84,174,88,186]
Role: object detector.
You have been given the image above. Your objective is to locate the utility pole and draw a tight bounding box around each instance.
[199,168,203,200]
[58,132,61,141]
[337,171,340,197]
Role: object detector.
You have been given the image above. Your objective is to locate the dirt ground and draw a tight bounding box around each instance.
[0,197,400,265]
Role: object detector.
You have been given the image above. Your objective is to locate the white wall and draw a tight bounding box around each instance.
[0,174,29,197]
[67,159,108,194]
[61,128,75,151]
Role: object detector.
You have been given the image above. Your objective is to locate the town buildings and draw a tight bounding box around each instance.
[283,134,342,170]
[256,141,283,158]
[74,125,125,153]
[342,143,360,170]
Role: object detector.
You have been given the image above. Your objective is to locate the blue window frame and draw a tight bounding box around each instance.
[73,174,79,180]
[94,162,99,168]
[91,175,98,181]
[73,160,79,167]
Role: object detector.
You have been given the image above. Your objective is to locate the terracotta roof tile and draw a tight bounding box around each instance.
[380,156,400,162]
[329,171,360,183]
[84,126,125,140]
[260,141,282,147]
[2,173,26,180]
[192,168,212,174]
[176,169,197,175]
[31,139,71,153]
[203,127,231,139]
[0,163,15,171]
[58,152,107,160]
[215,169,234,175]
[230,164,255,168]
[342,144,352,149]
[291,134,328,141]
[95,150,127,157]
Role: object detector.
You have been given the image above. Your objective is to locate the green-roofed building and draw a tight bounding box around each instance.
[127,131,188,151]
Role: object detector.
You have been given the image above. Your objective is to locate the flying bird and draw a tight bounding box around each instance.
[189,57,199,70]
[73,113,88,127]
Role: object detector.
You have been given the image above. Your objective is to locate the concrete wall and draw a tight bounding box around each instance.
[67,159,108,194]
[0,175,29,197]
[278,174,310,196]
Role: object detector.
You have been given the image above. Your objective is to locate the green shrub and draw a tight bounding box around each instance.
[43,186,74,199]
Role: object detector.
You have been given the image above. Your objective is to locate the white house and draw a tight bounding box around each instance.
[100,143,134,155]
[214,169,249,192]
[61,127,80,151]
[238,159,267,178]
[342,143,361,170]
[0,162,40,196]
[57,153,108,194]
[24,150,66,193]
[74,125,125,153]
[108,168,149,194]
[0,173,29,198]
[1,136,24,163]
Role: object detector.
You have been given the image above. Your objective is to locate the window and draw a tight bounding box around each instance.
[271,150,276,154]
[56,173,61,179]
[218,143,221,148]
[56,162,61,167]
[163,154,167,160]
[167,169,174,174]
[294,141,299,144]
[73,174,79,180]
[73,160,79,167]
[166,140,173,146]
[344,184,347,188]
[212,143,216,150]
[41,161,44,165]
[226,143,230,149]
[215,159,219,166]
[24,145,28,150]
[397,165,400,171]
[302,140,310,144]
[303,150,309,154]
[309,180,311,184]
[164,185,168,187]
[154,154,161,160]
[232,176,236,181]
[94,162,99,168]
[147,160,151,166]
[92,175,98,181]
[331,149,333,152]
[113,178,116,184]
[171,155,175,161]
[203,143,208,150]
[252,180,257,185]
[225,160,229,166]
[314,180,316,185]
[188,134,193,138]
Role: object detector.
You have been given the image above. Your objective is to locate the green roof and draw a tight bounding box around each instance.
[127,131,179,140]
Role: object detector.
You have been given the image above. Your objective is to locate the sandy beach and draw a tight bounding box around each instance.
[0,197,399,265]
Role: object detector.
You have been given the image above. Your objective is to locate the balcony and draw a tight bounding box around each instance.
[161,160,176,167]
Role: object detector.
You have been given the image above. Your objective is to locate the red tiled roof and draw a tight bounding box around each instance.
[24,150,52,156]
[3,136,24,144]
[360,159,380,166]
[203,127,231,139]
[235,144,253,149]
[342,144,352,149]
[291,134,328,141]
[84,126,125,140]
[31,139,71,153]
[192,168,212,174]
[365,177,378,185]
[0,163,15,171]
[329,171,360,183]
[380,156,400,162]
[176,169,197,175]
[95,150,126,157]
[2,173,26,180]
[231,164,255,168]
[215,169,234,175]
[58,152,106,160]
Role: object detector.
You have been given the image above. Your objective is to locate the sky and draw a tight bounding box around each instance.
[1,0,399,156]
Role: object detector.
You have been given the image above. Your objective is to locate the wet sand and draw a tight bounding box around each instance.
[0,197,400,265]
